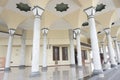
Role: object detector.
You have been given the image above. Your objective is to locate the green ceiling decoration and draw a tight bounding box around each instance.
[97,31,101,34]
[55,3,69,12]
[16,2,31,12]
[96,3,106,12]
[82,22,89,26]
[112,22,115,25]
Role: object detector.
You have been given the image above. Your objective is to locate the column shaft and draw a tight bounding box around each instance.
[84,7,103,74]
[42,28,49,71]
[114,39,120,64]
[42,33,47,68]
[74,29,82,67]
[19,30,26,68]
[69,29,75,66]
[106,33,117,67]
[31,6,44,77]
[89,17,102,72]
[31,15,41,73]
[5,29,15,71]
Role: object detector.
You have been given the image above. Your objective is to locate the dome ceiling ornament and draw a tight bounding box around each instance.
[96,3,106,12]
[16,2,31,12]
[82,22,89,26]
[55,3,69,12]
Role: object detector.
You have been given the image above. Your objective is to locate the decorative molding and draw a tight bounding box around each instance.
[55,3,69,12]
[16,2,31,12]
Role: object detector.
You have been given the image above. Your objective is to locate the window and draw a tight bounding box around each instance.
[53,46,60,61]
[82,50,87,60]
[62,47,68,60]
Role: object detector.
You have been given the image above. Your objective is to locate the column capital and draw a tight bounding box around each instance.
[104,28,111,35]
[73,28,81,35]
[84,6,95,19]
[32,6,44,16]
[41,28,49,35]
[9,29,15,35]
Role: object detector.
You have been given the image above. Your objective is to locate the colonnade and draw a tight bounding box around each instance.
[4,6,120,77]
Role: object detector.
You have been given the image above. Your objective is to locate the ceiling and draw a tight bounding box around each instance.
[0,0,119,42]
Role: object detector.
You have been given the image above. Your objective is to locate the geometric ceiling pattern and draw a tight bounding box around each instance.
[0,0,119,41]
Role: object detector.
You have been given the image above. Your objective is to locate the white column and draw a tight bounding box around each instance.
[74,28,82,67]
[113,37,120,64]
[69,29,75,67]
[104,28,117,67]
[31,6,44,76]
[101,42,110,70]
[42,28,49,71]
[84,7,103,75]
[101,42,107,64]
[19,30,26,69]
[118,42,120,53]
[5,29,15,71]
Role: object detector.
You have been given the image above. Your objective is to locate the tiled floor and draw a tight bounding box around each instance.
[0,66,92,80]
[89,65,120,80]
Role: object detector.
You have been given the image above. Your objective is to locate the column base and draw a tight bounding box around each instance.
[111,64,117,68]
[93,69,103,75]
[4,67,11,72]
[70,64,76,67]
[30,71,40,77]
[41,67,48,72]
[103,62,111,71]
[19,65,25,69]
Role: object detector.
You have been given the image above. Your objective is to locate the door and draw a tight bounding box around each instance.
[53,46,60,64]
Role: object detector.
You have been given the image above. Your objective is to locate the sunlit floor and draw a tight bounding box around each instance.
[0,66,92,80]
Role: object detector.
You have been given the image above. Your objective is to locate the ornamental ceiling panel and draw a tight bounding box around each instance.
[49,19,72,30]
[5,0,32,16]
[0,9,26,29]
[76,0,92,9]
[41,10,60,28]
[45,0,80,17]
[113,0,120,8]
[111,26,120,37]
[95,10,115,28]
[96,0,115,16]
[18,16,34,30]
[28,0,50,8]
[0,19,7,28]
[0,0,8,6]
[0,7,3,14]
[63,10,80,28]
